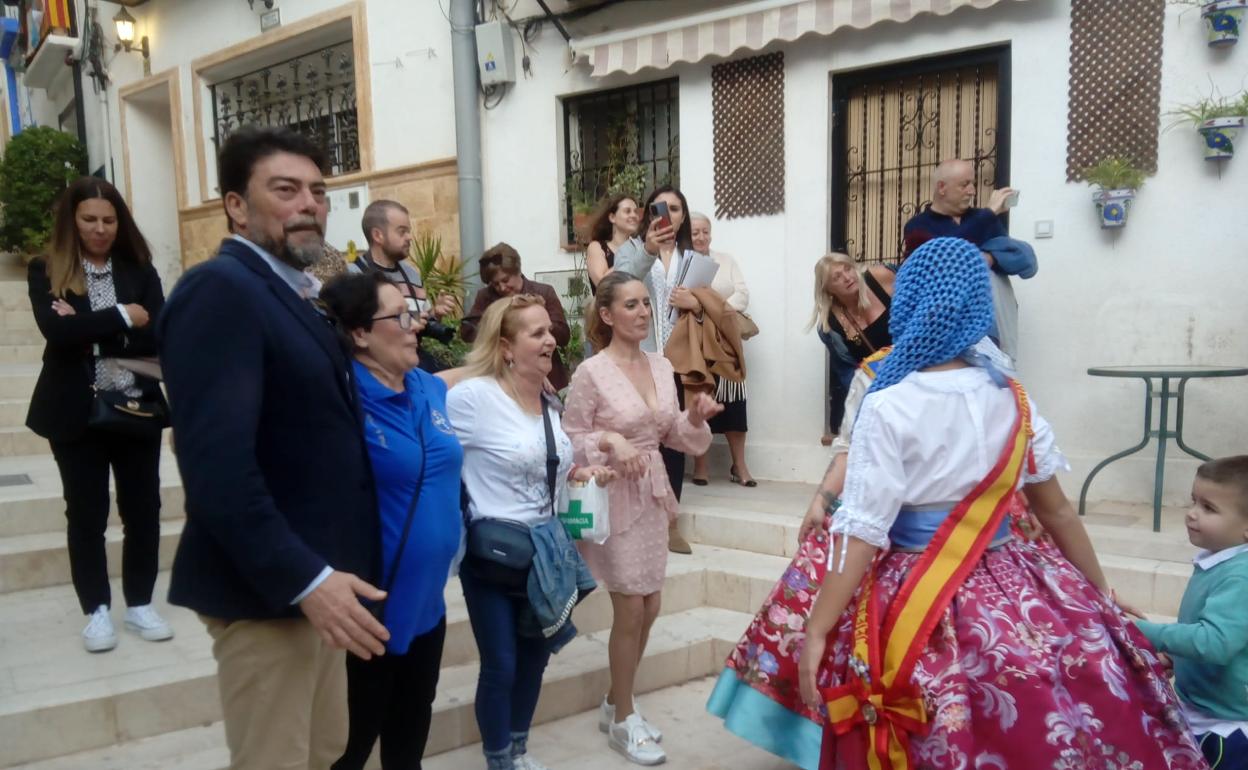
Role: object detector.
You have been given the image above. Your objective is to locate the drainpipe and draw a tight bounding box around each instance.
[449,0,483,289]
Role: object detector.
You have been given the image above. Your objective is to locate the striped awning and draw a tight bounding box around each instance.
[571,0,1027,77]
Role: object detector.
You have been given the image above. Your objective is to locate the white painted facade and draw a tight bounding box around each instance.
[474,0,1246,505]
[11,0,1244,504]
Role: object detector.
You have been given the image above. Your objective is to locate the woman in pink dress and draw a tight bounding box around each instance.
[563,271,720,766]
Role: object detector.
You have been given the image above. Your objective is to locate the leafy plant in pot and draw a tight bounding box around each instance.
[1082,157,1148,229]
[564,170,599,246]
[1168,92,1248,161]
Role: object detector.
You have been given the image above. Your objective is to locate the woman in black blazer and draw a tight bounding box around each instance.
[27,177,172,653]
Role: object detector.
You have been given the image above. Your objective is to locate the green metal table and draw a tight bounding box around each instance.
[1078,365,1248,531]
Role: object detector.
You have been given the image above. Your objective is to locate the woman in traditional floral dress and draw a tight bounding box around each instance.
[792,238,1205,770]
[707,336,1023,769]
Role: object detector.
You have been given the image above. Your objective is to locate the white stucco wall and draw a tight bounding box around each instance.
[477,0,1246,504]
[32,0,1243,504]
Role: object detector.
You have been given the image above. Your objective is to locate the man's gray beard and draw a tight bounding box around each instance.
[282,238,325,269]
[253,232,324,269]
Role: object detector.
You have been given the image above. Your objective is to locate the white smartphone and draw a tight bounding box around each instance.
[1006,190,1021,208]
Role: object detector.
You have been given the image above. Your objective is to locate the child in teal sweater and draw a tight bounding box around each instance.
[1136,456,1248,770]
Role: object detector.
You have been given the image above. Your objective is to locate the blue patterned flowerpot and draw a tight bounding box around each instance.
[1199,116,1245,160]
[1202,0,1246,46]
[1093,189,1134,229]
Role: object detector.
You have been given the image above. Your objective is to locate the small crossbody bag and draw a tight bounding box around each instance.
[464,395,561,589]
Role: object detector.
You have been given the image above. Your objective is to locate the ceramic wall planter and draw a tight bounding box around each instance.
[1203,0,1246,46]
[1199,116,1245,160]
[1093,188,1134,229]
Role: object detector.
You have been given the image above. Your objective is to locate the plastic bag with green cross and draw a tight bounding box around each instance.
[556,479,611,544]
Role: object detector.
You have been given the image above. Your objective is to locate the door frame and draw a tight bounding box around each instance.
[829,44,1012,256]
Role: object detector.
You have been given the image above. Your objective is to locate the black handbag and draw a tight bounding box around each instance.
[84,352,169,438]
[464,395,561,590]
[88,389,169,437]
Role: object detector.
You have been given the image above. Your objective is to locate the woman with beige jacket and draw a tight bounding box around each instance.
[688,213,755,487]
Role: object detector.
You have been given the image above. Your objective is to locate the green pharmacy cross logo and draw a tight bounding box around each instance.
[559,498,593,538]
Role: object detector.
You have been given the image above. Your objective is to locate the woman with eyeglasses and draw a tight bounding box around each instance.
[320,272,465,770]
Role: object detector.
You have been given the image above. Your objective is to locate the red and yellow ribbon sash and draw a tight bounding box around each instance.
[822,379,1033,770]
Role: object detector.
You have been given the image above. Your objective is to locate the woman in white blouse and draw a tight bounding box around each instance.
[794,238,1204,770]
[446,295,613,770]
[687,213,755,487]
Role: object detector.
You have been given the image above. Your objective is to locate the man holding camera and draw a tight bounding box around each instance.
[351,199,457,371]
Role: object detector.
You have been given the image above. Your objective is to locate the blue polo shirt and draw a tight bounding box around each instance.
[354,361,464,654]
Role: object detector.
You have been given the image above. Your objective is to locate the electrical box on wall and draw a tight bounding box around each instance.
[475,21,515,85]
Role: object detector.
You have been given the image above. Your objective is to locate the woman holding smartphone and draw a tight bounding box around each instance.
[610,186,703,555]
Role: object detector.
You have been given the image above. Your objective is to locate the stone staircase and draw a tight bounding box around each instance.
[0,265,1200,768]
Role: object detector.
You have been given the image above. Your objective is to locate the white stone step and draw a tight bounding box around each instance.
[0,261,29,282]
[0,366,38,400]
[0,330,42,347]
[0,346,44,365]
[0,310,39,331]
[0,519,184,595]
[10,670,781,770]
[0,451,183,539]
[0,427,53,459]
[0,559,751,767]
[0,399,30,428]
[425,674,805,770]
[677,482,1194,617]
[679,483,1198,562]
[0,425,171,459]
[8,724,229,770]
[0,280,30,311]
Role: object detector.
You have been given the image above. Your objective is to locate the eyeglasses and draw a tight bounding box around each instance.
[372,310,421,330]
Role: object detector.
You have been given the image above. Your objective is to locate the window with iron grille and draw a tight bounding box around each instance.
[210,40,360,179]
[562,79,679,244]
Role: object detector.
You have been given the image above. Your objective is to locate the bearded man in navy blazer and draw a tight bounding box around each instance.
[158,126,389,769]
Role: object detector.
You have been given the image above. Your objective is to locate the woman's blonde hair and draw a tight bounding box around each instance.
[807,252,871,334]
[462,293,548,380]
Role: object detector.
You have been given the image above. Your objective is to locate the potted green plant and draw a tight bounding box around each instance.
[606,162,648,202]
[1202,0,1246,45]
[0,126,86,260]
[1168,93,1248,161]
[563,170,599,245]
[1083,157,1147,229]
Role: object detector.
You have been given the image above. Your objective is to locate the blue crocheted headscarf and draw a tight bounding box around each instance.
[867,237,995,394]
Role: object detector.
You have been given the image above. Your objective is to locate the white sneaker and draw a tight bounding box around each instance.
[599,697,662,742]
[124,604,174,642]
[608,713,666,765]
[512,756,551,770]
[82,605,117,652]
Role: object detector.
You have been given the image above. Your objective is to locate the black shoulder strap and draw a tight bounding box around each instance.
[379,394,428,600]
[541,396,559,516]
[864,269,891,308]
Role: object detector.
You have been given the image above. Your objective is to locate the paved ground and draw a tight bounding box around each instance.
[425,675,799,770]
